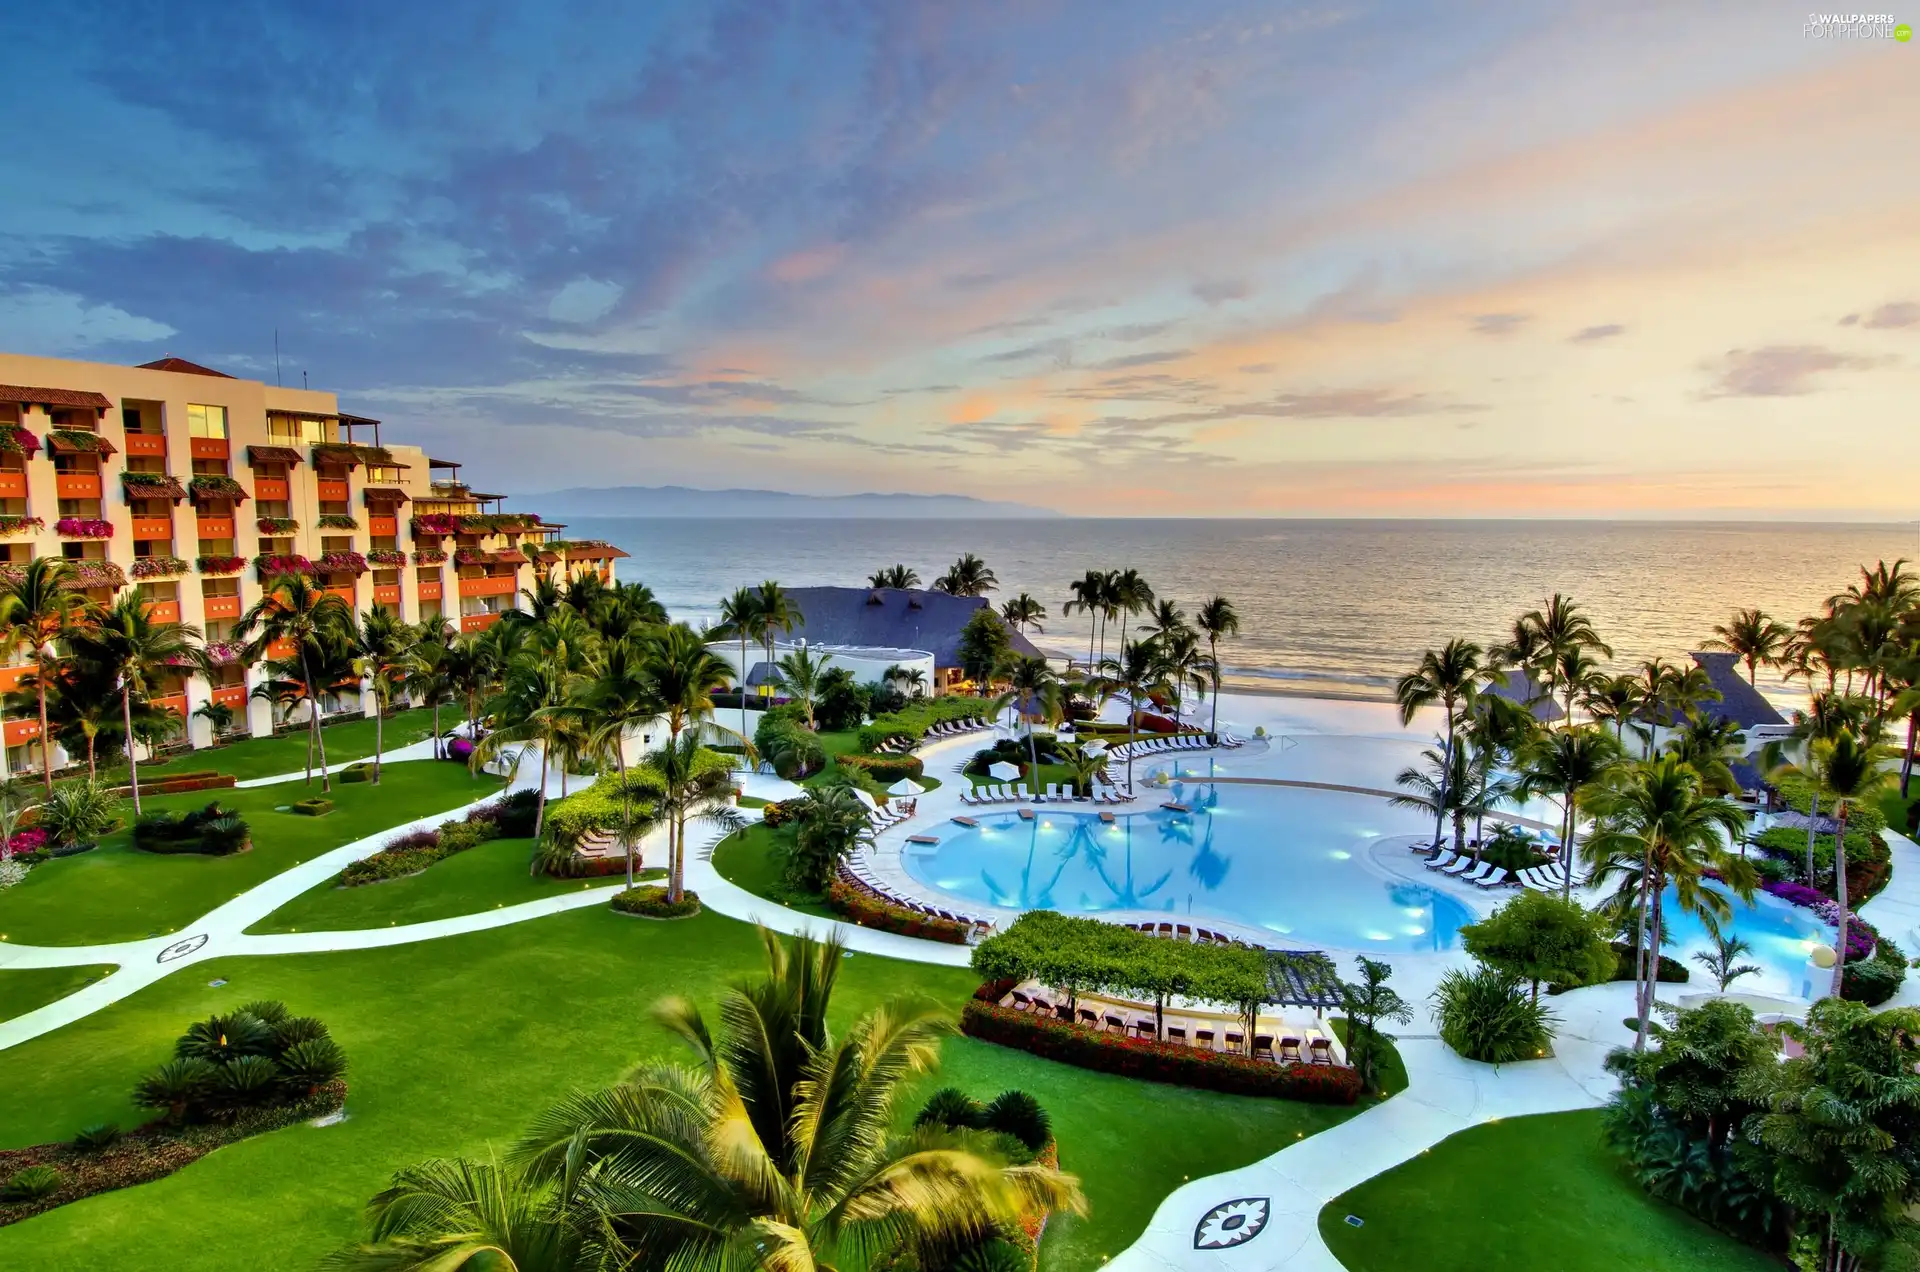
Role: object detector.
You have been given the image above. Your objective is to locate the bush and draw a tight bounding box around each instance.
[960,1000,1362,1103]
[474,788,540,838]
[1,1164,63,1202]
[835,752,926,782]
[1842,933,1909,1006]
[338,763,372,784]
[338,814,499,887]
[610,885,700,918]
[952,1239,1028,1272]
[760,799,796,830]
[131,802,250,856]
[278,1037,349,1094]
[857,698,991,752]
[916,1088,985,1130]
[1432,966,1558,1063]
[291,798,333,816]
[982,1090,1051,1152]
[824,880,971,944]
[70,1124,121,1153]
[135,1005,344,1125]
[963,737,1065,777]
[1751,825,1890,901]
[756,712,825,780]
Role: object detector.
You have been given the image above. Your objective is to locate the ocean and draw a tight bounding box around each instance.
[556,518,1920,704]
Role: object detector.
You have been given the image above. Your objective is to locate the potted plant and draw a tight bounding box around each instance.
[37,779,125,857]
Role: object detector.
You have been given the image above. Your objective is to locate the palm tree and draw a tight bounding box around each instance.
[769,646,832,730]
[1799,729,1893,997]
[1156,628,1213,728]
[1663,713,1744,796]
[349,606,410,785]
[1105,569,1155,663]
[442,630,499,743]
[1139,598,1187,643]
[0,558,91,795]
[401,620,456,758]
[576,636,666,890]
[597,581,667,642]
[869,563,920,589]
[714,586,763,743]
[1062,570,1105,671]
[251,670,313,780]
[235,573,354,792]
[648,731,745,903]
[1085,639,1171,792]
[1002,655,1060,778]
[1394,639,1483,847]
[517,573,566,624]
[1194,595,1240,739]
[753,580,802,701]
[644,622,737,743]
[1518,726,1623,897]
[1582,755,1755,1051]
[1581,673,1640,748]
[1522,594,1612,730]
[1706,608,1790,687]
[1391,740,1472,856]
[78,592,207,816]
[883,663,927,698]
[472,654,579,842]
[932,553,998,596]
[322,1155,591,1271]
[496,930,1082,1271]
[999,592,1046,635]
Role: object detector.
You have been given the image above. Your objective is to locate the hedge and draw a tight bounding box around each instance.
[290,799,333,817]
[1547,942,1689,995]
[834,752,925,782]
[543,752,731,849]
[1842,932,1909,1006]
[825,880,970,944]
[113,772,236,798]
[611,886,700,918]
[338,815,500,886]
[858,698,991,752]
[0,1081,346,1228]
[1751,825,1891,902]
[959,1000,1362,1103]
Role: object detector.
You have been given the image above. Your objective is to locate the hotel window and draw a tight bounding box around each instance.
[268,415,325,444]
[187,404,228,439]
[366,464,403,484]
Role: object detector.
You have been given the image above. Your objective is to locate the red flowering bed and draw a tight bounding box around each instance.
[960,999,1363,1103]
[1127,711,1179,734]
[825,880,970,944]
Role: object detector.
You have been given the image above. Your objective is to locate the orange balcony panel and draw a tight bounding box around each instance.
[373,583,402,606]
[3,718,42,747]
[189,438,230,460]
[202,594,241,620]
[417,580,443,601]
[131,515,173,540]
[152,692,189,718]
[196,516,235,539]
[461,613,501,633]
[123,434,168,458]
[56,473,103,499]
[0,472,25,499]
[143,601,182,624]
[211,684,249,710]
[254,478,290,501]
[325,586,355,605]
[266,637,298,660]
[368,514,397,536]
[315,479,349,502]
[458,574,518,598]
[0,665,29,693]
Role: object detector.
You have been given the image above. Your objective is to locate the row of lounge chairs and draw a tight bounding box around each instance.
[1118,919,1266,950]
[835,859,994,938]
[1001,991,1339,1064]
[1104,732,1236,761]
[872,717,994,754]
[854,800,915,844]
[959,782,1134,806]
[1423,849,1518,890]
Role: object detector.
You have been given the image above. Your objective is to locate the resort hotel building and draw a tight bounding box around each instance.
[0,350,626,773]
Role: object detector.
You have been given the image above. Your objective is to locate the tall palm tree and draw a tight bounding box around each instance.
[883,662,927,698]
[1105,569,1155,664]
[1062,570,1106,671]
[753,581,802,701]
[1583,755,1755,1051]
[0,558,91,795]
[1521,594,1612,730]
[74,593,206,816]
[1581,673,1641,749]
[472,653,580,842]
[236,573,354,792]
[1194,595,1240,740]
[1391,740,1472,856]
[999,592,1046,635]
[932,553,998,596]
[349,605,410,785]
[1085,639,1171,792]
[517,573,566,624]
[1139,598,1187,643]
[644,622,737,742]
[648,731,745,903]
[714,586,763,743]
[1156,628,1213,728]
[1394,639,1483,847]
[575,635,666,890]
[401,620,456,758]
[1799,729,1893,997]
[1706,608,1791,687]
[1663,713,1744,796]
[868,563,920,589]
[769,645,832,730]
[598,581,667,641]
[496,930,1082,1271]
[1002,655,1060,777]
[1518,726,1622,897]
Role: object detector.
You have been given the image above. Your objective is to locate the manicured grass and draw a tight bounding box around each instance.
[0,762,501,946]
[55,712,444,789]
[709,824,836,918]
[246,837,642,934]
[1318,1110,1781,1272]
[0,907,1352,1271]
[1330,1018,1408,1097]
[0,964,116,1022]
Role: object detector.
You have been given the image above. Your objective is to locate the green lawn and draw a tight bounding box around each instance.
[54,711,445,789]
[245,836,640,934]
[0,907,1354,1272]
[0,964,116,1022]
[709,824,836,918]
[1318,1111,1781,1272]
[0,762,502,946]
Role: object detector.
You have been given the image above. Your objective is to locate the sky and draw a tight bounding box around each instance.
[1,1,1916,518]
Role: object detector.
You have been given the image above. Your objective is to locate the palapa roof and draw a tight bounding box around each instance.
[775,586,1041,667]
[1483,668,1565,722]
[135,356,234,378]
[0,385,112,410]
[1686,652,1787,729]
[247,444,304,466]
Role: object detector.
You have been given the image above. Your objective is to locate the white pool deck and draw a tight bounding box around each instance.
[2,689,1913,1271]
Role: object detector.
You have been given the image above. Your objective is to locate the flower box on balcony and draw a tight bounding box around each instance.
[0,427,41,456]
[314,550,369,576]
[0,515,45,536]
[410,513,460,539]
[47,428,111,454]
[254,554,315,579]
[121,472,187,502]
[197,554,246,575]
[365,548,407,566]
[187,474,249,505]
[413,548,449,564]
[256,516,299,535]
[311,441,393,468]
[130,555,190,579]
[66,560,126,589]
[316,513,360,530]
[205,640,246,665]
[54,517,113,538]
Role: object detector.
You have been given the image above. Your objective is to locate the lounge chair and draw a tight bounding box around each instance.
[1104,1013,1127,1034]
[1194,1028,1215,1050]
[1165,1025,1187,1046]
[1077,1008,1098,1027]
[1156,922,1174,937]
[1441,855,1477,876]
[1309,1037,1334,1065]
[1132,1019,1156,1039]
[1279,1036,1303,1062]
[1474,867,1513,890]
[1426,850,1458,872]
[1457,861,1495,886]
[1253,1035,1275,1060]
[1009,991,1032,1012]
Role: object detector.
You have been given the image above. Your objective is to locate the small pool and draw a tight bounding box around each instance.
[1659,884,1835,999]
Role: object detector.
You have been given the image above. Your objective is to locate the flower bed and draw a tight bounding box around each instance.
[0,515,44,536]
[959,999,1363,1103]
[410,513,460,538]
[256,516,299,535]
[54,517,112,539]
[254,553,314,578]
[132,802,251,856]
[610,885,700,918]
[197,555,245,575]
[825,879,969,943]
[120,773,237,798]
[130,556,189,580]
[338,817,499,887]
[365,548,406,566]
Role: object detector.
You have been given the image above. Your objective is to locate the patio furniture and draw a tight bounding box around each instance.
[1252,1035,1275,1060]
[1195,1028,1215,1050]
[1009,991,1032,1012]
[1132,1019,1157,1039]
[1104,1013,1127,1034]
[1309,1037,1334,1065]
[1225,1030,1244,1051]
[1078,1008,1098,1027]
[1166,1025,1187,1045]
[1279,1036,1304,1062]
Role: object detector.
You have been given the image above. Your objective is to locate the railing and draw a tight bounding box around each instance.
[143,600,182,623]
[460,612,502,632]
[417,580,443,601]
[152,692,189,718]
[3,718,42,747]
[130,515,173,540]
[373,583,402,606]
[325,585,356,605]
[189,437,230,460]
[254,478,290,501]
[211,684,249,710]
[266,636,298,660]
[55,472,102,499]
[458,574,518,598]
[202,594,241,620]
[368,514,397,536]
[315,479,350,502]
[0,472,25,499]
[0,665,30,693]
[123,434,167,458]
[196,516,235,539]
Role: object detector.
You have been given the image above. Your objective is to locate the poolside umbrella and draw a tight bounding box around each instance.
[888,777,927,796]
[988,760,1022,781]
[1081,739,1108,756]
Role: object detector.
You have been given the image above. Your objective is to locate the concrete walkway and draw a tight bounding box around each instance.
[1861,827,1920,960]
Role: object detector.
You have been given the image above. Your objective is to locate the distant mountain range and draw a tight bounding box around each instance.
[528,485,1061,519]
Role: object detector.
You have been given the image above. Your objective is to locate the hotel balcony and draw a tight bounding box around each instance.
[202,593,242,621]
[460,612,502,633]
[123,433,168,458]
[457,573,518,599]
[130,514,173,540]
[316,478,350,502]
[197,515,235,540]
[152,692,190,719]
[55,472,102,499]
[254,477,290,501]
[211,684,249,711]
[368,514,398,536]
[3,718,44,747]
[143,600,182,624]
[0,471,25,499]
[189,437,230,461]
[0,664,30,694]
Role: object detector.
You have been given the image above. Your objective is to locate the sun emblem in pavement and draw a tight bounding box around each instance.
[156,934,210,964]
[1193,1196,1270,1250]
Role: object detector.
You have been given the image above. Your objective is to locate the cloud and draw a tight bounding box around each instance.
[1192,279,1250,305]
[1570,323,1625,342]
[1091,348,1189,371]
[0,285,174,352]
[546,279,623,325]
[1862,301,1920,330]
[1707,345,1885,398]
[1469,312,1529,336]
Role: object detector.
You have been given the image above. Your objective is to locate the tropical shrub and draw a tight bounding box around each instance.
[964,737,1064,777]
[469,788,540,838]
[133,1003,346,1125]
[982,1090,1051,1152]
[835,752,925,781]
[755,709,825,780]
[1432,966,1558,1063]
[291,798,333,816]
[824,880,970,943]
[1751,825,1890,901]
[37,780,123,853]
[1460,890,1615,1003]
[779,785,870,893]
[611,885,700,918]
[857,697,990,752]
[815,667,870,732]
[338,814,499,886]
[916,1088,985,1130]
[1,1165,63,1202]
[71,1124,121,1152]
[1841,932,1908,1006]
[959,1001,1362,1103]
[132,802,250,856]
[760,799,796,830]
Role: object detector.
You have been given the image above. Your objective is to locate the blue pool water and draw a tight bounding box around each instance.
[903,782,1836,988]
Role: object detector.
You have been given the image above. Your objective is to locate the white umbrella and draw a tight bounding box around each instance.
[987,760,1022,781]
[888,777,927,796]
[1082,739,1109,756]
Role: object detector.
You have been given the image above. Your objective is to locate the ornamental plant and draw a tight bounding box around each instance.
[315,513,358,530]
[121,472,186,499]
[47,428,106,452]
[130,556,190,579]
[253,553,314,576]
[197,554,246,574]
[0,514,45,535]
[410,513,460,538]
[255,516,298,534]
[364,548,406,566]
[187,474,248,503]
[66,560,126,588]
[413,548,448,564]
[313,550,367,574]
[0,426,40,454]
[54,517,113,538]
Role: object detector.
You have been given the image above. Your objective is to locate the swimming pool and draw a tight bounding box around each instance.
[903,780,1837,986]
